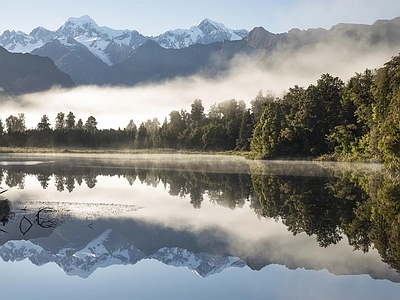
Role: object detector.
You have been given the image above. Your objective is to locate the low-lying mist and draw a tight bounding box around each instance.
[0,45,397,130]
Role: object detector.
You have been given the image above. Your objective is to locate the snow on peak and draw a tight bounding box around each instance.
[153,18,248,49]
[65,15,99,28]
[196,18,229,33]
[57,15,101,37]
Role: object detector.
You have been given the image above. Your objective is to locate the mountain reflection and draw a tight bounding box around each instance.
[0,154,399,281]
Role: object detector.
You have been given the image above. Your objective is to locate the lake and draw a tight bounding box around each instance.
[0,153,399,299]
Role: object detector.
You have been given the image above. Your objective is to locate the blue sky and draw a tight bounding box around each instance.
[0,0,399,36]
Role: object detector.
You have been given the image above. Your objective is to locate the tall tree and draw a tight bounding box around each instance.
[236,109,253,151]
[65,111,76,130]
[54,112,65,131]
[6,114,26,133]
[76,118,83,130]
[190,99,205,126]
[37,115,51,131]
[251,100,282,158]
[125,119,137,141]
[136,123,148,148]
[251,90,275,123]
[84,116,98,133]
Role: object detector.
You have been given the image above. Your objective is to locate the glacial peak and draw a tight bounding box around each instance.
[65,15,99,28]
[196,18,228,34]
[56,15,102,38]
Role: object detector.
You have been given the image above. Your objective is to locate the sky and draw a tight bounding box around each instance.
[0,0,399,36]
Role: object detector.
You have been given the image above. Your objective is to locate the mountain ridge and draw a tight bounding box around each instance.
[0,15,248,66]
[0,46,75,94]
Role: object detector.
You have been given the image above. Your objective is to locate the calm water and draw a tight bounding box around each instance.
[0,153,399,300]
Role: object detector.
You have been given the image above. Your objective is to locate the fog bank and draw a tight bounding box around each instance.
[0,46,396,130]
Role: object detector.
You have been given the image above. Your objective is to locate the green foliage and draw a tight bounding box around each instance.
[202,122,226,150]
[236,109,253,151]
[248,55,400,168]
[190,99,205,126]
[250,90,275,123]
[378,91,400,170]
[251,101,282,158]
[367,174,400,271]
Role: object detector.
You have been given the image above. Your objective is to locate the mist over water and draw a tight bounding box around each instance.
[0,47,396,129]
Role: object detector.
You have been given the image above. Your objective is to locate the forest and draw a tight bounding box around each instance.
[0,54,400,169]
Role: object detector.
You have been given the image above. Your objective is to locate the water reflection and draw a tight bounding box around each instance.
[0,153,399,285]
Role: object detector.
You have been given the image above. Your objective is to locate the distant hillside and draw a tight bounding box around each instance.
[0,46,74,94]
[31,39,108,85]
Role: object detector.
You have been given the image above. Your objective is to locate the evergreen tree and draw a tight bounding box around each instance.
[37,115,51,131]
[190,99,205,126]
[84,116,98,133]
[65,111,76,130]
[125,119,137,143]
[137,123,148,148]
[236,109,253,151]
[76,119,84,130]
[54,112,65,131]
[250,90,275,123]
[251,101,282,158]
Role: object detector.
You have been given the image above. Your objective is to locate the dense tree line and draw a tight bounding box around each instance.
[251,54,400,170]
[0,95,272,151]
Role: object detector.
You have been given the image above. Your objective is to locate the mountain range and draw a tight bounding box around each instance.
[0,15,248,67]
[1,15,400,94]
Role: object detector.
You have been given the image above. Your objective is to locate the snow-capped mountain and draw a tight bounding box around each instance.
[0,229,246,279]
[55,15,147,66]
[0,15,248,66]
[0,27,54,53]
[152,18,248,49]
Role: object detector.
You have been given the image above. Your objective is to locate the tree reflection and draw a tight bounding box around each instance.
[0,199,12,227]
[36,173,50,189]
[5,171,25,189]
[369,175,400,272]
[84,173,97,189]
[252,163,400,273]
